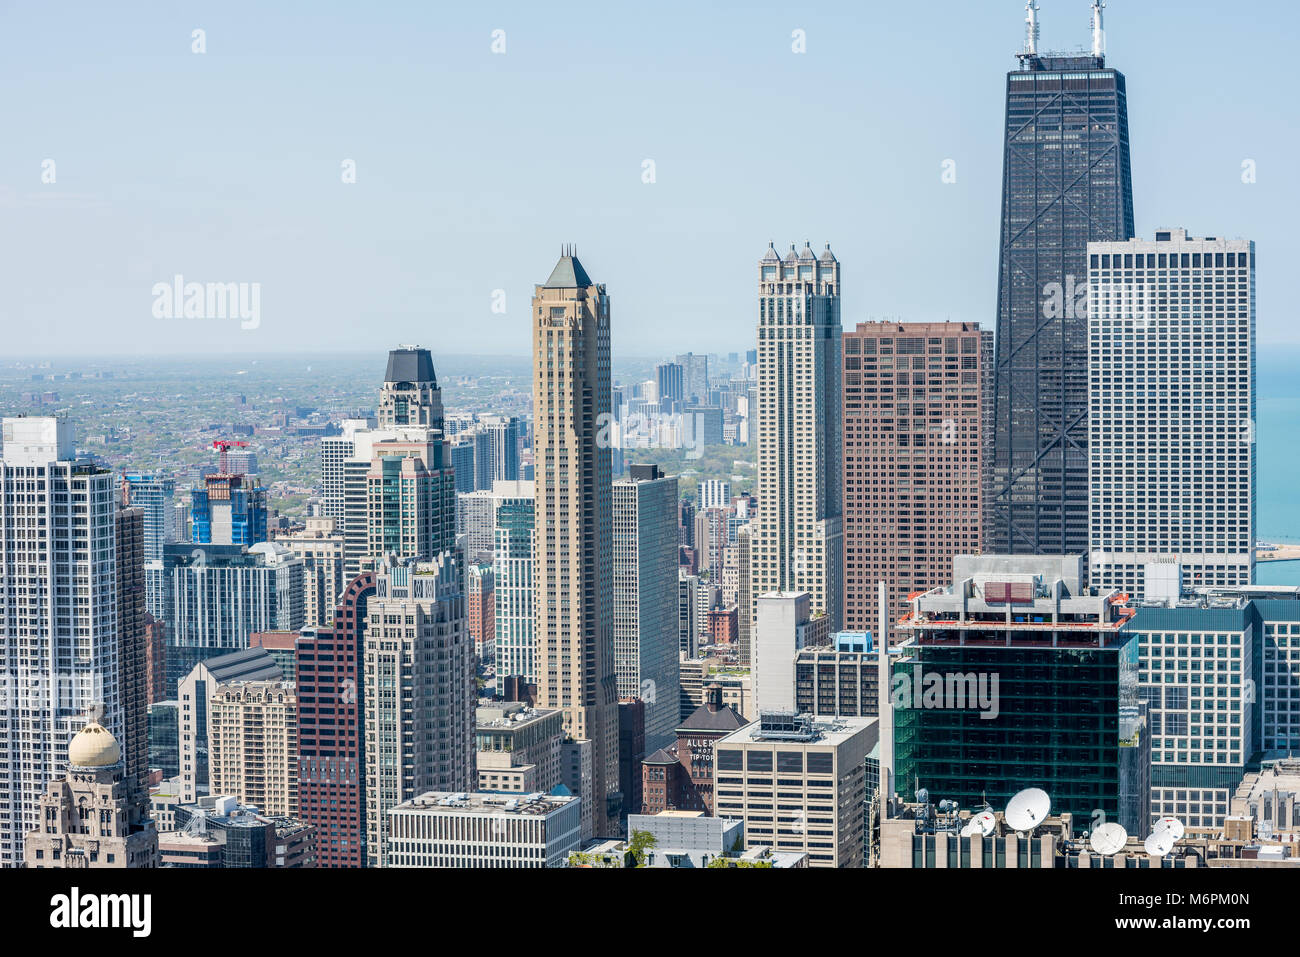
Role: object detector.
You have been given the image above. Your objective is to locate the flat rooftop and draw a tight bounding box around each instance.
[394,790,576,817]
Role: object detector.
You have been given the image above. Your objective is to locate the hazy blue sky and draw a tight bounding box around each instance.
[1,0,1293,358]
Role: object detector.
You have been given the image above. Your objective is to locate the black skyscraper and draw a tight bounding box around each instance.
[989,44,1134,555]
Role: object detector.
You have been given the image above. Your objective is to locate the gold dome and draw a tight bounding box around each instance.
[68,720,121,768]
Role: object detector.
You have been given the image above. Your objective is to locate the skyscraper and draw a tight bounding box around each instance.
[1088,230,1256,597]
[989,3,1134,555]
[492,479,536,685]
[377,345,445,430]
[190,472,268,546]
[162,541,305,695]
[0,417,120,866]
[675,353,709,405]
[122,472,177,620]
[655,361,684,412]
[753,242,844,633]
[612,464,681,752]
[342,428,456,579]
[532,247,620,836]
[842,322,991,634]
[115,505,150,816]
[363,554,474,867]
[295,572,376,868]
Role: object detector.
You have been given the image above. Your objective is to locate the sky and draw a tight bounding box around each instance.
[1,0,1294,358]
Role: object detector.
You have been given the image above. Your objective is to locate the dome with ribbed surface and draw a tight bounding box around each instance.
[68,720,121,768]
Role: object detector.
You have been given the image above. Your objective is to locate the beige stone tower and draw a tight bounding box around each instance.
[531,247,619,838]
[23,718,158,868]
[752,242,844,635]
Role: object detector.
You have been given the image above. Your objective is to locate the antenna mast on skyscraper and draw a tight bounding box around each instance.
[1091,0,1106,59]
[1024,0,1040,56]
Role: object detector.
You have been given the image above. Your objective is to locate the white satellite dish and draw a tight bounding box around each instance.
[969,810,997,837]
[1144,830,1174,858]
[1004,788,1051,832]
[1088,822,1128,856]
[959,820,980,837]
[1152,816,1185,841]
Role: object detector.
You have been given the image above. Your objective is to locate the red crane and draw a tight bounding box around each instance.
[212,439,249,474]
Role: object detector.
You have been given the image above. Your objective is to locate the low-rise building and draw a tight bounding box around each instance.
[387,791,581,867]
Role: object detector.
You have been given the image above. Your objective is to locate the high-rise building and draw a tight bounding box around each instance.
[1127,602,1255,831]
[1088,230,1255,597]
[191,473,268,546]
[480,415,522,485]
[176,647,284,804]
[456,488,498,563]
[612,464,681,752]
[795,632,881,718]
[475,701,565,794]
[162,541,305,695]
[208,679,299,818]
[363,554,474,867]
[320,418,376,530]
[754,242,843,633]
[295,572,376,868]
[377,346,445,430]
[893,555,1150,837]
[122,473,177,620]
[532,247,620,836]
[23,719,158,869]
[713,712,876,868]
[0,416,120,867]
[492,479,536,684]
[149,700,180,780]
[754,592,811,715]
[736,524,754,666]
[357,433,456,578]
[675,353,710,405]
[698,479,731,510]
[115,505,150,815]
[466,563,495,662]
[989,10,1135,555]
[279,515,346,629]
[678,570,700,659]
[842,322,991,634]
[655,362,684,412]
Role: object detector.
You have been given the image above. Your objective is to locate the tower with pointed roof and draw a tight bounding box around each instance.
[531,246,620,839]
[752,242,844,636]
[378,345,445,431]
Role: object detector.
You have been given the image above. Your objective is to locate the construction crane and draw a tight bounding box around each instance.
[212,439,249,474]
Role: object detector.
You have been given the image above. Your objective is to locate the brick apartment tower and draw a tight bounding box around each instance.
[842,322,992,634]
[295,572,375,867]
[532,247,620,838]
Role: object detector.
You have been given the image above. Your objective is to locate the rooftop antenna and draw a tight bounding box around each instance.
[1024,0,1040,56]
[1091,0,1106,59]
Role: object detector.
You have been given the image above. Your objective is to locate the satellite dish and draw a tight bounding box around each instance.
[1004,788,1051,832]
[1089,822,1128,856]
[1152,816,1185,841]
[1144,830,1174,858]
[969,810,997,837]
[959,820,980,837]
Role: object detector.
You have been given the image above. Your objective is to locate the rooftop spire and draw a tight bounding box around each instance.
[1024,0,1040,56]
[1091,0,1106,59]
